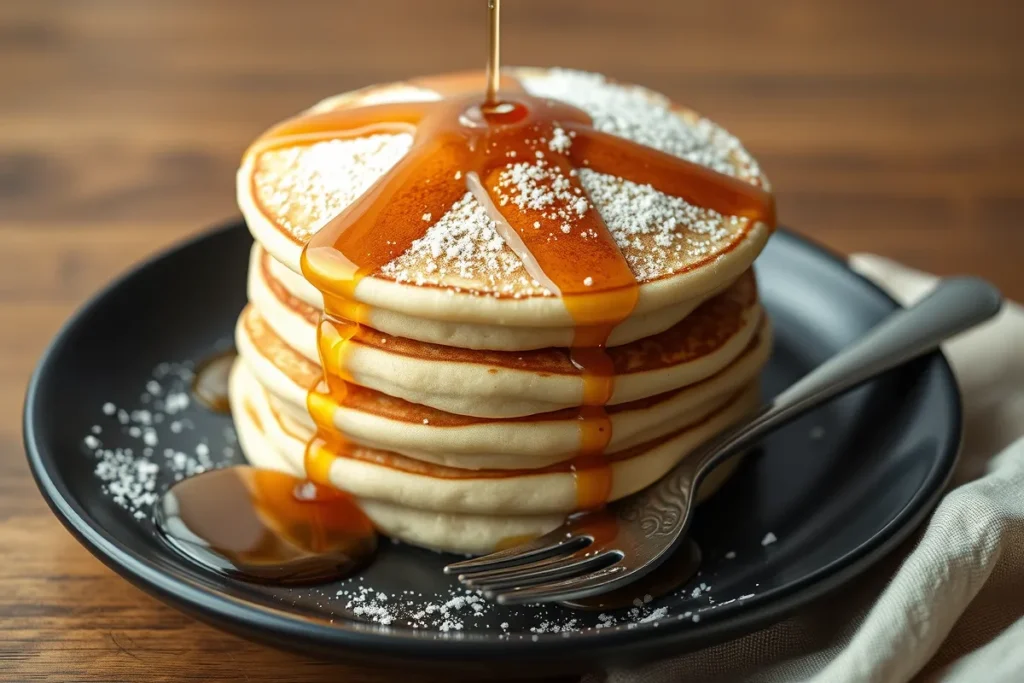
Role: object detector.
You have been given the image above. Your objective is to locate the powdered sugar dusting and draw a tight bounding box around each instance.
[253,134,413,242]
[379,192,552,297]
[523,68,758,180]
[580,169,743,280]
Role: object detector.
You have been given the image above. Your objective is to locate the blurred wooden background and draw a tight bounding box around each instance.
[1,0,1021,680]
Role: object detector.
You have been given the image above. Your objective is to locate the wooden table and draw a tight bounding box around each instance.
[2,0,1021,679]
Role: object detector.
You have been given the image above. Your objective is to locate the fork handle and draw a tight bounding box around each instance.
[695,276,1003,478]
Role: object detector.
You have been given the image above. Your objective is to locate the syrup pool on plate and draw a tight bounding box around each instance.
[154,465,377,585]
[190,350,236,414]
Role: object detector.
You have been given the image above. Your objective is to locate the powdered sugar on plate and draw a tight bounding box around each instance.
[323,577,693,636]
[85,360,240,520]
[81,354,765,636]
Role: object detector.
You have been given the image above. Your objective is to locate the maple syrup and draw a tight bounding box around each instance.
[154,466,376,585]
[191,350,236,414]
[485,0,502,107]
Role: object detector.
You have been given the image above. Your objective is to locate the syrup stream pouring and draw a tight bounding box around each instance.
[485,0,501,107]
[445,276,1003,604]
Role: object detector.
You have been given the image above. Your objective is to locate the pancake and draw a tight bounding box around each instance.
[249,244,765,418]
[256,244,727,351]
[237,67,772,338]
[236,302,773,469]
[231,358,751,553]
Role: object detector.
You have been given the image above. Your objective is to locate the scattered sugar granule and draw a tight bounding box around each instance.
[638,607,669,624]
[725,550,736,560]
[583,276,594,286]
[548,126,572,154]
[85,360,240,518]
[762,532,778,546]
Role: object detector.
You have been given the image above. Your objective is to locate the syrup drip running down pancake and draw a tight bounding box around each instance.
[229,357,759,554]
[235,298,773,469]
[246,245,766,417]
[241,70,776,511]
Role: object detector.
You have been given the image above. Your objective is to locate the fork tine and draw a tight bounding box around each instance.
[492,564,629,605]
[457,551,574,583]
[465,551,620,591]
[443,531,587,576]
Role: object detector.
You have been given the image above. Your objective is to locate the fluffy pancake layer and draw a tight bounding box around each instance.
[237,300,772,469]
[230,358,753,553]
[249,243,765,418]
[256,245,728,351]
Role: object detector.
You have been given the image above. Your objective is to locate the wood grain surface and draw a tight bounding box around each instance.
[2,0,1022,680]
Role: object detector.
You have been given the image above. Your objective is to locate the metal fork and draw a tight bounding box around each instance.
[444,277,1002,604]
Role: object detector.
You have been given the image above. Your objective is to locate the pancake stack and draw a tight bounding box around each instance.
[230,68,775,554]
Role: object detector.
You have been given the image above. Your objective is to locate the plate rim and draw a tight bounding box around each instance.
[22,219,962,665]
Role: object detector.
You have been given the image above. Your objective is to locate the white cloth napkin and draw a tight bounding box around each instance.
[587,255,1024,683]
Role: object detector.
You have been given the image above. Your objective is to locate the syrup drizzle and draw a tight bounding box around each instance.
[246,8,775,511]
[485,0,502,107]
[154,465,376,585]
[191,350,236,414]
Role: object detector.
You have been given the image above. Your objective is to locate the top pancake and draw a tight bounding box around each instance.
[238,67,772,329]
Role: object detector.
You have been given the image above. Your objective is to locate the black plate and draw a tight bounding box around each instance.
[24,221,960,675]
